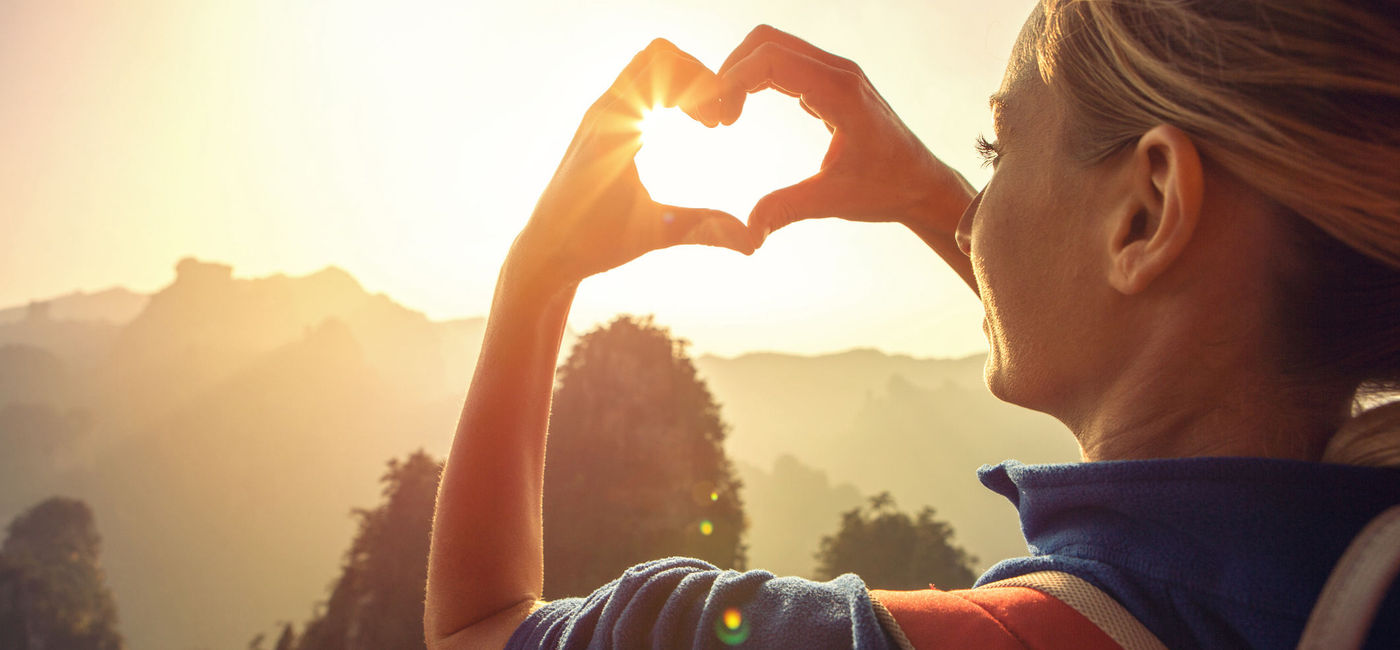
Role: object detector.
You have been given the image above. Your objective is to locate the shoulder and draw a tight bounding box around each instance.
[872,571,1156,650]
[507,557,894,649]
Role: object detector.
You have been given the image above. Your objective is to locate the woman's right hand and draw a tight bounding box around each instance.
[708,26,977,285]
[506,39,754,301]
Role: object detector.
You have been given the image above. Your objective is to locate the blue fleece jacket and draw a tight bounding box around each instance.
[976,458,1400,649]
[508,458,1400,649]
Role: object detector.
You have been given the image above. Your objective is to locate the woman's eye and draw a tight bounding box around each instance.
[975,135,1001,168]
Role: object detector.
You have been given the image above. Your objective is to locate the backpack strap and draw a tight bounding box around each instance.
[869,595,916,650]
[978,571,1167,650]
[870,571,1154,650]
[1297,504,1400,650]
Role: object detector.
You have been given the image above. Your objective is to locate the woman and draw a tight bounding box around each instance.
[425,0,1400,647]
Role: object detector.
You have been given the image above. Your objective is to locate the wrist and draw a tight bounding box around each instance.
[903,164,977,236]
[499,236,580,308]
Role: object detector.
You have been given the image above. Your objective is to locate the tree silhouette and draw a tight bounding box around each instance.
[0,497,123,650]
[815,492,977,590]
[273,622,296,650]
[543,315,746,598]
[291,451,441,650]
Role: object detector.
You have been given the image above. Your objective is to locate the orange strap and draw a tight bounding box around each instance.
[870,585,1123,650]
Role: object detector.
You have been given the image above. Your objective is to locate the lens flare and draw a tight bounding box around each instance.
[700,519,714,536]
[691,480,718,506]
[710,491,719,502]
[715,607,750,645]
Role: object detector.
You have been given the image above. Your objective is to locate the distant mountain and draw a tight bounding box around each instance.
[0,308,125,369]
[0,287,149,325]
[2,259,1077,649]
[76,319,416,650]
[0,345,93,519]
[697,351,1080,572]
[0,259,481,650]
[823,374,1076,568]
[736,455,864,578]
[0,345,72,408]
[0,288,146,373]
[91,259,445,432]
[694,349,988,466]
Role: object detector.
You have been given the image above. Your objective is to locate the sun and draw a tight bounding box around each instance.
[633,91,831,222]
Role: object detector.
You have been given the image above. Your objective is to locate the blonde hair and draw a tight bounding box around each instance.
[1027,0,1400,454]
[1031,0,1400,269]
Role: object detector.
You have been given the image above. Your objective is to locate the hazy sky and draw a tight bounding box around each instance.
[1,0,1033,358]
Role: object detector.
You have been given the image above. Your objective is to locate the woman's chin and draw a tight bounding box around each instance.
[982,356,1053,414]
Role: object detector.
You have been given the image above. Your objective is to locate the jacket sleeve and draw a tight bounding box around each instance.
[506,557,895,650]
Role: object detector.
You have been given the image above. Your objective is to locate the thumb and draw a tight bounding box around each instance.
[653,205,756,255]
[747,174,839,246]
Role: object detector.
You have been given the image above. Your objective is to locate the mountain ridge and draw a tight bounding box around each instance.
[1,258,1077,650]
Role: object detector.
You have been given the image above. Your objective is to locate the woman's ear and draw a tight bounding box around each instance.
[1107,124,1205,294]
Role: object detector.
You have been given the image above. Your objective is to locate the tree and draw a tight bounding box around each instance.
[543,315,746,598]
[0,497,124,650]
[292,451,441,650]
[815,492,978,590]
[273,622,296,650]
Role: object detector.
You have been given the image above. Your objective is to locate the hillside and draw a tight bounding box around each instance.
[701,353,1079,573]
[0,260,1079,649]
[0,260,474,649]
[0,287,148,325]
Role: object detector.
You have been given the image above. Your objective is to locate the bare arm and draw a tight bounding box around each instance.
[426,27,984,650]
[423,39,753,650]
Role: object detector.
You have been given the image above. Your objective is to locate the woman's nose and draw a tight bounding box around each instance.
[955,190,982,256]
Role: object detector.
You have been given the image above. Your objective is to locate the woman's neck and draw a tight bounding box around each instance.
[1066,326,1349,463]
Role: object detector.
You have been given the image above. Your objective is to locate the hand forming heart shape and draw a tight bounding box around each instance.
[513,30,975,294]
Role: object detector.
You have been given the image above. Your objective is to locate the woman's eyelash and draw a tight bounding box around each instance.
[975,134,1000,168]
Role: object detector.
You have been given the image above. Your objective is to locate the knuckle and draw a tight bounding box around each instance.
[752,41,782,58]
[831,55,862,75]
[831,66,863,89]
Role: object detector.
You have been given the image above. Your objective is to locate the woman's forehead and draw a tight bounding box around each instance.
[989,81,1058,142]
[1003,3,1046,92]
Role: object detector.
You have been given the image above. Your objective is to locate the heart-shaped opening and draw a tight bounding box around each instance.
[635,91,832,224]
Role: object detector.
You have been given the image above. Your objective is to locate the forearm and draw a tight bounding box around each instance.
[425,252,576,642]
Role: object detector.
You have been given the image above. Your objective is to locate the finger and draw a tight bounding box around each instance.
[618,56,721,128]
[798,96,834,132]
[593,40,720,125]
[652,205,756,255]
[717,42,860,127]
[719,25,861,77]
[746,174,858,247]
[640,39,727,127]
[587,39,669,119]
[590,60,719,142]
[712,25,863,124]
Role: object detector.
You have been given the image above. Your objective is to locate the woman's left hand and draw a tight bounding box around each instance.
[427,41,756,650]
[508,38,755,298]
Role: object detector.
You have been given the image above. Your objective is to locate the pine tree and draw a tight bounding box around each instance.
[0,497,124,650]
[273,622,296,650]
[543,315,746,598]
[293,451,441,650]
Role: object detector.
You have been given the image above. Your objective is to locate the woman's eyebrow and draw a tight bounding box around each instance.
[989,93,1009,133]
[989,92,1008,112]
